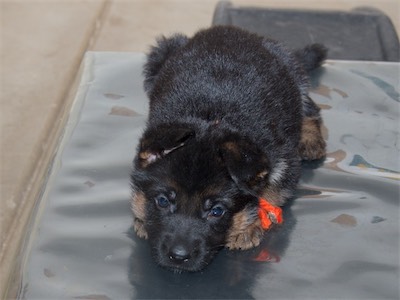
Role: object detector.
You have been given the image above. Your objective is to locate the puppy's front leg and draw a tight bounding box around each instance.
[226,210,264,250]
[133,217,148,239]
[131,192,148,239]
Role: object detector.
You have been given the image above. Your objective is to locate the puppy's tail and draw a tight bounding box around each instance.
[294,44,328,72]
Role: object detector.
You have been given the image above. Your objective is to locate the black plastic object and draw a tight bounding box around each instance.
[212,1,400,61]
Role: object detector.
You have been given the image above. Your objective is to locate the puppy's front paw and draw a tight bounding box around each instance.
[133,217,148,239]
[225,219,264,250]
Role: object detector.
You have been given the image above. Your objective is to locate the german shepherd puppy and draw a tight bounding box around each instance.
[130,26,326,272]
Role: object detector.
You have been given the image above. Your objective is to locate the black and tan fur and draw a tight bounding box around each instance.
[130,26,326,271]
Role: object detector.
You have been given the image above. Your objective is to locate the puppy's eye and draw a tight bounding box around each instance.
[155,194,170,209]
[209,206,225,218]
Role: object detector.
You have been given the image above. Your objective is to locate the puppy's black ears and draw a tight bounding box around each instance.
[143,34,189,95]
[137,125,194,168]
[219,137,269,193]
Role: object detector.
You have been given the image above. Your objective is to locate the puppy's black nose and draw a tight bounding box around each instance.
[168,245,190,263]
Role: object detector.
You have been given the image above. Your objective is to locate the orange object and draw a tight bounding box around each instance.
[253,249,281,263]
[258,198,283,230]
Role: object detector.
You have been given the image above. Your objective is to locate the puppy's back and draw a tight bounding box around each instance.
[146,26,301,134]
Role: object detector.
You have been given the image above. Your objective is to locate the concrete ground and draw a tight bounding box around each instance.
[1,0,399,296]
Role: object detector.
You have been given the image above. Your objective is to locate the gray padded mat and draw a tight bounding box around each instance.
[16,53,399,299]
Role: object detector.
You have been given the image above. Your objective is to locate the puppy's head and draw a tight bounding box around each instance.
[131,123,270,271]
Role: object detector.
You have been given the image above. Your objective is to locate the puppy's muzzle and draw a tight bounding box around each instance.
[164,237,201,265]
[169,244,190,263]
[154,216,213,271]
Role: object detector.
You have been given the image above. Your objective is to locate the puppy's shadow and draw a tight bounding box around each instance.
[127,201,296,300]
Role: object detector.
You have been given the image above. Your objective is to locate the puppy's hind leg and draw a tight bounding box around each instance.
[294,43,327,161]
[262,40,327,161]
[299,96,326,161]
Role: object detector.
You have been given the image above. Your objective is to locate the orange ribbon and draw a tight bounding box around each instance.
[258,198,283,230]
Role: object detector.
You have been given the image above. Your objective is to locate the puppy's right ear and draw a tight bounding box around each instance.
[143,34,188,95]
[136,125,194,168]
[219,136,270,194]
